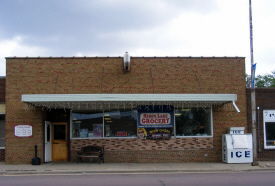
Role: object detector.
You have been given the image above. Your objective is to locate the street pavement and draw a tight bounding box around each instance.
[1,161,275,175]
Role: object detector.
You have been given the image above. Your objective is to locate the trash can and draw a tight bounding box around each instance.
[222,127,253,163]
[32,145,41,165]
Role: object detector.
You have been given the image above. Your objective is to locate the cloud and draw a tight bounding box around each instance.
[95,1,249,58]
[0,0,216,37]
[0,36,48,75]
[0,0,217,57]
[0,0,274,76]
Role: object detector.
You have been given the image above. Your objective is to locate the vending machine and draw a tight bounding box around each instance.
[222,127,253,163]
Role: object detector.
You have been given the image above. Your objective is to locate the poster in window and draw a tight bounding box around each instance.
[93,124,103,137]
[79,129,88,138]
[73,129,80,137]
[137,128,172,140]
[88,132,94,137]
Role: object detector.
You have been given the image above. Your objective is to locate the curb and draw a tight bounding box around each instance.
[2,168,275,175]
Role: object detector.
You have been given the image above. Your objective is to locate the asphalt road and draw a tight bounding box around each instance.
[1,172,275,186]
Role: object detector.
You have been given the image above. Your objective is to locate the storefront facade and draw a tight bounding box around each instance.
[5,56,247,164]
[246,88,275,160]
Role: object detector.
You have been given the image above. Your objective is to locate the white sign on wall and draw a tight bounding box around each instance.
[263,110,275,149]
[14,125,33,137]
[264,110,275,120]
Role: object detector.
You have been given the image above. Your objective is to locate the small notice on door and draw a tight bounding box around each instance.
[14,125,33,137]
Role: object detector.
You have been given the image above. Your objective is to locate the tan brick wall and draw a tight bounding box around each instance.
[103,149,218,163]
[5,57,247,163]
[71,138,214,163]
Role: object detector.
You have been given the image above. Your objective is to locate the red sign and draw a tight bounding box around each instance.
[140,113,171,125]
[117,131,127,137]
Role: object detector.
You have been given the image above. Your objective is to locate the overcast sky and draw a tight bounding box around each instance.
[0,0,274,76]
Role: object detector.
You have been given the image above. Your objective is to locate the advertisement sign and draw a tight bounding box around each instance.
[14,125,32,137]
[93,124,103,137]
[222,134,253,163]
[137,128,172,140]
[137,105,174,140]
[138,105,174,128]
[140,113,171,125]
[117,131,127,137]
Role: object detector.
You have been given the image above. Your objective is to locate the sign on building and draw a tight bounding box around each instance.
[14,125,32,137]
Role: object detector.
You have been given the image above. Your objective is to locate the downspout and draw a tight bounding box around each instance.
[257,107,260,152]
[232,101,240,113]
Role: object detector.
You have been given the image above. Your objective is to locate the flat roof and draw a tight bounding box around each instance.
[6,56,245,59]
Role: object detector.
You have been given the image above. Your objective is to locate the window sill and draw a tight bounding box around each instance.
[71,137,137,140]
[264,147,275,149]
[174,135,212,138]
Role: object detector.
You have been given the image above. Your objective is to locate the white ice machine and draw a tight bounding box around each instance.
[222,127,253,163]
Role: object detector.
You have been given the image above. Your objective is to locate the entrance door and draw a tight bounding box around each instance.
[44,121,52,162]
[52,122,68,161]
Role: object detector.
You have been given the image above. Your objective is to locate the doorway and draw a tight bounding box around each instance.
[52,122,68,161]
[45,121,68,162]
[44,121,52,162]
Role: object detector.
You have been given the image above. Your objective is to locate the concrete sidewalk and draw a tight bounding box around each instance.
[1,161,275,175]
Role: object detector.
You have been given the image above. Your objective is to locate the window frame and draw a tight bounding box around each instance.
[263,110,275,149]
[173,107,213,138]
[70,106,213,139]
[70,109,138,139]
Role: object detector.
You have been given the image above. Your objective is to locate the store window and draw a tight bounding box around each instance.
[0,114,5,148]
[104,110,137,137]
[71,110,137,138]
[264,122,275,148]
[71,107,213,139]
[72,111,103,138]
[263,110,275,149]
[175,108,212,137]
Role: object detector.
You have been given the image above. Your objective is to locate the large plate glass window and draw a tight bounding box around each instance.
[104,110,137,137]
[263,110,275,149]
[175,108,212,137]
[71,109,137,138]
[72,111,103,138]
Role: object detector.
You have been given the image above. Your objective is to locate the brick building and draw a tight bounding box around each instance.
[246,88,275,160]
[5,55,247,164]
[0,76,5,161]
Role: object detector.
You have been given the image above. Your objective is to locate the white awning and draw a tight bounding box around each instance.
[22,94,237,102]
[22,94,240,112]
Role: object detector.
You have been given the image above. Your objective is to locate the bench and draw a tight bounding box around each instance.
[76,146,104,164]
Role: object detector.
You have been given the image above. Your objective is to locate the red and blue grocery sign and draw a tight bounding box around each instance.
[138,105,174,128]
